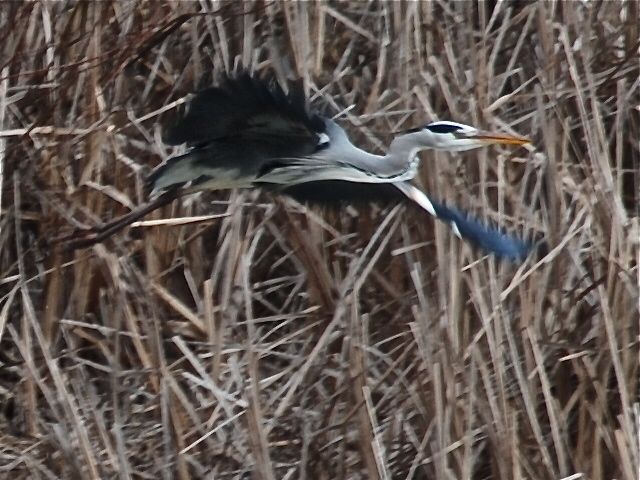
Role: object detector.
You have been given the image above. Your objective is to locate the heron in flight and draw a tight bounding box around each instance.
[64,72,532,258]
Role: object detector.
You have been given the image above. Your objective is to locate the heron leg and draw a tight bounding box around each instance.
[55,189,180,250]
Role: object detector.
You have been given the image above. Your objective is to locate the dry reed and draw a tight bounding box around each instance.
[0,1,638,479]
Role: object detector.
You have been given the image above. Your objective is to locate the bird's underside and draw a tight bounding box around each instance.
[60,71,534,260]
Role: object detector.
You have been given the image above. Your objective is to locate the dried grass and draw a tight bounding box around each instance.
[1,1,638,479]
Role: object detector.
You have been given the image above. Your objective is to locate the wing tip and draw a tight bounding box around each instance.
[427,198,540,262]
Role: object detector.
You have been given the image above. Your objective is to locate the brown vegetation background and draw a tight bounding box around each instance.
[1,1,638,479]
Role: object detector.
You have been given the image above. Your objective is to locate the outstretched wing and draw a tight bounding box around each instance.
[279,180,533,261]
[149,72,328,194]
[393,182,532,260]
[164,72,325,146]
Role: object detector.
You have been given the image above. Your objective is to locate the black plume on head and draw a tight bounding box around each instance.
[423,122,463,134]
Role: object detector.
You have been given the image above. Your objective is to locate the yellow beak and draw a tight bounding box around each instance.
[470,130,531,146]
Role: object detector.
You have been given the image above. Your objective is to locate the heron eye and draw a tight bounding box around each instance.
[424,123,463,134]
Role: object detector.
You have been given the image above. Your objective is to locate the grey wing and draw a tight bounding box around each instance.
[164,72,325,145]
[148,72,329,194]
[393,182,533,260]
[279,180,534,260]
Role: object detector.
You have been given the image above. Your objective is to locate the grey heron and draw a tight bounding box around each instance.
[63,72,532,258]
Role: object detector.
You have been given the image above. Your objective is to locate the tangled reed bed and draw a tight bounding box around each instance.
[0,1,638,478]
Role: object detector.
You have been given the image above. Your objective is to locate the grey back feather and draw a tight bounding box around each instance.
[149,72,330,193]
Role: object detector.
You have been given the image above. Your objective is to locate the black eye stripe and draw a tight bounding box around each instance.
[425,123,462,134]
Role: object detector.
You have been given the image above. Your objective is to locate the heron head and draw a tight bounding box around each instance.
[417,121,530,152]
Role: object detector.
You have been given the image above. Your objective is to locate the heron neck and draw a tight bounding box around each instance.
[381,132,423,178]
[387,133,423,163]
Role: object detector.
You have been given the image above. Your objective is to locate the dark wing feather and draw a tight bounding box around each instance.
[427,198,533,260]
[164,72,325,146]
[149,72,328,193]
[278,180,404,205]
[278,180,533,260]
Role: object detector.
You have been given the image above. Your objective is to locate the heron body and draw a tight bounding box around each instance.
[65,72,532,258]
